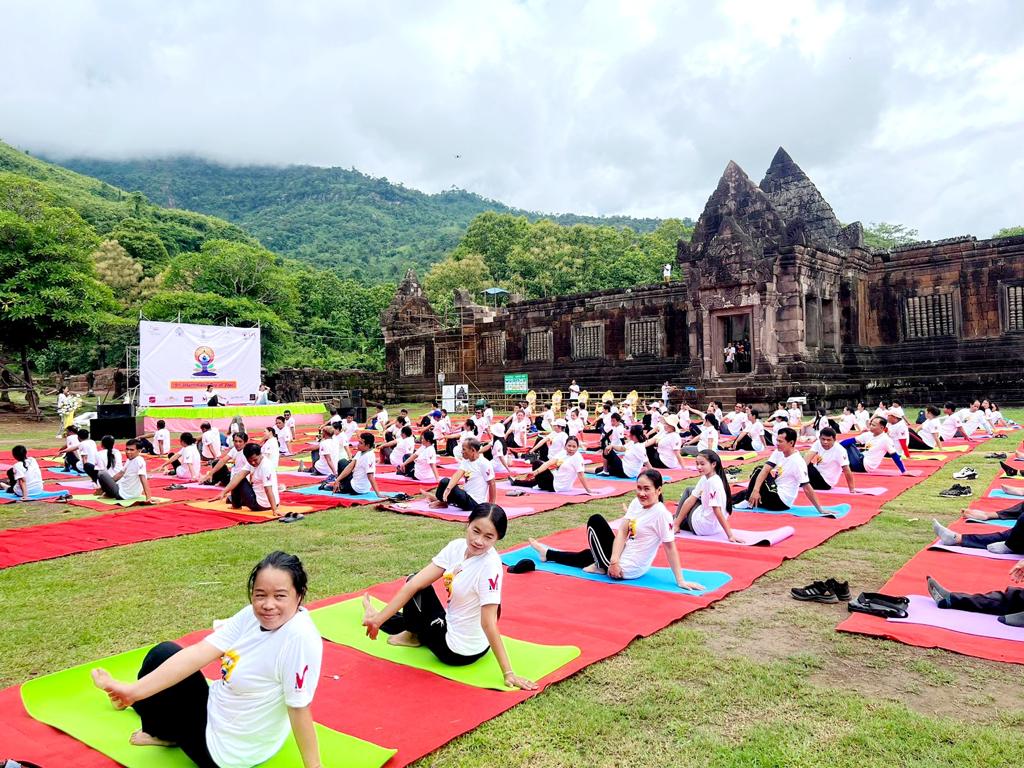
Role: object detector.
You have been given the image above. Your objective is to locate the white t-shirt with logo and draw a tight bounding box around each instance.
[413,444,438,481]
[390,435,416,467]
[548,431,569,460]
[746,421,766,451]
[314,438,339,476]
[919,417,943,448]
[431,539,502,656]
[350,450,376,494]
[618,498,674,579]
[621,441,648,477]
[117,455,148,499]
[887,420,909,444]
[696,425,719,453]
[808,440,850,487]
[688,474,729,536]
[12,457,44,496]
[552,452,585,493]
[175,443,202,480]
[247,460,278,509]
[838,414,857,433]
[227,446,250,478]
[206,606,322,768]
[858,431,897,472]
[766,449,810,507]
[76,439,98,470]
[656,431,683,469]
[459,456,495,504]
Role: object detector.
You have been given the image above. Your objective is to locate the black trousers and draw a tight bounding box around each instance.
[806,463,832,491]
[97,472,123,499]
[733,434,754,452]
[960,514,1024,553]
[230,478,268,511]
[132,642,218,768]
[381,582,488,666]
[137,437,156,454]
[210,465,230,487]
[947,587,1024,616]
[645,445,670,470]
[908,429,931,450]
[994,502,1024,520]
[63,453,79,472]
[545,514,616,570]
[731,466,789,510]
[435,478,481,511]
[605,450,628,478]
[333,459,358,495]
[510,460,554,492]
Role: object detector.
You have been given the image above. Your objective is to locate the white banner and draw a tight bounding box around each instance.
[139,321,262,406]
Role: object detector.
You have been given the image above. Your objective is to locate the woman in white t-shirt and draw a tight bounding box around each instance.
[386,426,417,468]
[398,430,441,482]
[531,420,569,463]
[97,439,153,502]
[1,445,45,499]
[157,432,202,482]
[481,422,513,476]
[838,406,857,434]
[87,434,124,484]
[528,470,704,590]
[203,432,250,486]
[260,426,281,470]
[363,505,537,690]
[510,436,594,495]
[600,425,650,478]
[274,416,292,456]
[331,432,383,498]
[673,450,738,540]
[433,438,496,510]
[911,405,943,449]
[854,402,870,431]
[92,552,323,768]
[681,413,718,457]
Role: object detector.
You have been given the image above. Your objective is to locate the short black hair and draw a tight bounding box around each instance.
[777,427,797,444]
[180,431,196,445]
[248,551,308,600]
[242,443,262,459]
[819,427,836,438]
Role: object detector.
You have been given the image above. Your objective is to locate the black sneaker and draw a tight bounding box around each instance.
[985,452,1008,459]
[826,578,851,601]
[790,580,838,603]
[938,484,972,498]
[725,466,742,476]
[1001,461,1019,477]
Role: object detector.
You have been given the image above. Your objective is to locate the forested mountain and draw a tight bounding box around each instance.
[51,156,675,280]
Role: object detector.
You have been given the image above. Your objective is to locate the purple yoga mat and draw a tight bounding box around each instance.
[675,526,795,546]
[497,482,616,497]
[817,486,887,496]
[390,500,538,518]
[928,541,1024,561]
[889,594,1024,642]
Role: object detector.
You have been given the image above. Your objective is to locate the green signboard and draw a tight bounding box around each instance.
[504,373,529,394]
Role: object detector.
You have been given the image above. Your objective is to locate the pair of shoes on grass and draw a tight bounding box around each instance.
[791,578,851,603]
[939,484,972,498]
[278,512,304,523]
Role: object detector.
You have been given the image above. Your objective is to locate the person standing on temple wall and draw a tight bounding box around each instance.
[569,379,580,403]
[724,342,736,374]
[663,263,672,284]
[661,381,671,407]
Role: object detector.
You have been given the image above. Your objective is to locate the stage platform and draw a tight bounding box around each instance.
[139,402,326,432]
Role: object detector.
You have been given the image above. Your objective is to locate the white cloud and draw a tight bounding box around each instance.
[1,0,1022,237]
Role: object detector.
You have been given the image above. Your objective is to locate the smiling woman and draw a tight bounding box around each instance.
[90,551,324,768]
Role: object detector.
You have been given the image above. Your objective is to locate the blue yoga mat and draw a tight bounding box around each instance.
[969,517,1016,529]
[5,490,69,501]
[46,468,86,477]
[288,485,397,501]
[745,503,850,519]
[989,490,1022,501]
[583,472,671,483]
[500,546,731,596]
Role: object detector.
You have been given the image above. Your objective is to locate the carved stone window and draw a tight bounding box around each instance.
[524,329,553,363]
[399,346,424,377]
[903,292,956,339]
[481,332,506,365]
[572,322,604,360]
[626,317,662,358]
[435,343,460,374]
[805,295,821,348]
[1005,284,1024,332]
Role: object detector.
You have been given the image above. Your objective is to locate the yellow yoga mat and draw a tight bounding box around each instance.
[186,499,316,518]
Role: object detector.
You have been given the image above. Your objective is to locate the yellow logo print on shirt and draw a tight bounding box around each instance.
[220,649,239,682]
[443,570,454,595]
[628,518,638,539]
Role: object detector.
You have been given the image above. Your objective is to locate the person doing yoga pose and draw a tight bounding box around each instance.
[598,424,650,478]
[432,438,496,511]
[681,413,718,456]
[527,470,705,590]
[218,443,288,520]
[804,428,858,493]
[731,427,828,514]
[201,432,249,487]
[673,450,738,541]
[0,445,44,500]
[156,433,202,482]
[91,551,323,768]
[362,504,537,690]
[839,417,906,474]
[510,436,595,495]
[926,559,1024,627]
[933,513,1024,556]
[331,432,383,498]
[94,439,153,503]
[397,429,440,482]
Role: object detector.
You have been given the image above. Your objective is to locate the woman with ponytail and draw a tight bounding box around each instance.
[673,449,739,542]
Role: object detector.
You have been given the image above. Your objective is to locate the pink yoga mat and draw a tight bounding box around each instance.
[497,482,616,497]
[388,500,538,518]
[817,486,887,496]
[675,526,795,547]
[928,542,1024,561]
[863,468,923,477]
[890,595,1024,642]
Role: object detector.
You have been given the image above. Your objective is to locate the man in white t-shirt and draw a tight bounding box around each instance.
[957,400,994,438]
[917,405,944,449]
[842,417,905,474]
[97,439,153,502]
[433,439,496,511]
[332,432,382,497]
[732,427,827,513]
[199,422,223,462]
[804,428,857,492]
[723,403,748,436]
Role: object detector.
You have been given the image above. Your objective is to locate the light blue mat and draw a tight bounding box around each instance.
[500,546,731,596]
[745,503,850,519]
[288,485,397,501]
[989,490,1022,501]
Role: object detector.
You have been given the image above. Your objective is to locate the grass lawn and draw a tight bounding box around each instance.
[1,403,1023,766]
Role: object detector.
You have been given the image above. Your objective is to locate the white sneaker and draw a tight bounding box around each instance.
[952,467,977,480]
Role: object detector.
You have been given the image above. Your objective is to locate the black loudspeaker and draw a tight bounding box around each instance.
[98,403,136,418]
[90,416,141,440]
[350,389,364,403]
[338,407,368,423]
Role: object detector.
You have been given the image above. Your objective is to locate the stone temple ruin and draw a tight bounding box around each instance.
[382,148,1024,406]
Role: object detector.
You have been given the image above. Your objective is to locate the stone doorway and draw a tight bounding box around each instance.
[714,311,753,375]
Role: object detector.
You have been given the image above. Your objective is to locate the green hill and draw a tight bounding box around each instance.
[48,155,675,281]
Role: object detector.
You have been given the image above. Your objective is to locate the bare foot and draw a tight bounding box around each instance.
[964,508,995,520]
[387,630,421,647]
[90,668,127,710]
[429,500,448,508]
[528,538,549,561]
[130,729,175,747]
[362,593,375,621]
[583,563,607,575]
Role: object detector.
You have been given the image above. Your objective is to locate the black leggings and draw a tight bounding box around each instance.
[210,465,231,487]
[544,514,616,570]
[333,459,360,495]
[510,460,555,492]
[381,582,488,666]
[604,450,629,478]
[908,429,931,450]
[806,463,832,491]
[435,478,482,511]
[230,478,268,511]
[646,445,670,470]
[97,472,123,499]
[64,453,80,472]
[132,642,218,768]
[733,434,754,452]
[731,466,790,510]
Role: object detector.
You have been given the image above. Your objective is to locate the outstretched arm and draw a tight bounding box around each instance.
[92,640,222,708]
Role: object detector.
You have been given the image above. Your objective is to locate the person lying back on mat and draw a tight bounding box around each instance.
[0,445,44,500]
[92,551,323,768]
[803,428,858,493]
[218,443,285,519]
[597,424,650,478]
[331,431,383,498]
[510,436,595,495]
[362,504,537,690]
[911,405,943,451]
[156,432,202,482]
[926,560,1024,627]
[673,449,738,541]
[95,439,153,504]
[201,432,249,486]
[731,427,828,514]
[528,469,705,590]
[933,513,1024,556]
[839,417,906,475]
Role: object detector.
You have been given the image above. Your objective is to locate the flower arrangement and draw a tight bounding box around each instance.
[57,394,82,416]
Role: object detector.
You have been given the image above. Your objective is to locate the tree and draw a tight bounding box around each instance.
[423,252,493,317]
[0,205,112,413]
[994,226,1024,238]
[109,218,171,271]
[92,239,157,307]
[863,222,919,250]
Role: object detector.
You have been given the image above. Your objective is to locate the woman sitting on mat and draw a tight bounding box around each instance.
[445,419,477,459]
[84,434,124,486]
[95,439,153,504]
[854,401,870,431]
[304,426,338,477]
[885,412,911,458]
[681,413,718,456]
[726,409,765,452]
[260,426,281,470]
[910,405,942,450]
[156,432,202,483]
[640,414,683,469]
[598,424,650,478]
[731,427,828,514]
[804,428,857,493]
[838,406,857,434]
[527,469,705,590]
[839,417,906,474]
[397,429,440,482]
[673,449,738,541]
[1,445,44,500]
[481,422,514,477]
[926,560,1024,627]
[510,436,595,495]
[218,443,288,520]
[362,504,537,690]
[382,425,416,468]
[202,432,249,486]
[274,416,292,457]
[531,418,569,463]
[331,431,383,498]
[92,551,323,767]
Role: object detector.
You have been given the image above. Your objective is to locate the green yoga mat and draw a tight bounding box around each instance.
[311,596,580,691]
[20,646,395,768]
[70,495,170,507]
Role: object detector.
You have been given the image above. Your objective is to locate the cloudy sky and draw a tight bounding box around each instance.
[3,0,1022,238]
